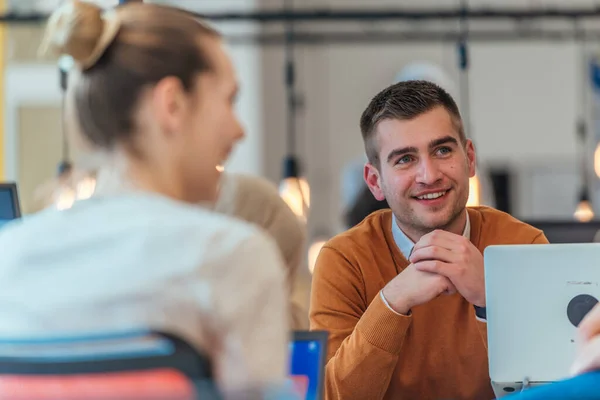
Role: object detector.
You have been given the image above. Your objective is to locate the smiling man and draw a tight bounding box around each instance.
[309,80,548,400]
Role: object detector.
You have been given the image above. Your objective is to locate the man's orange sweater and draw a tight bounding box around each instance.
[309,206,548,400]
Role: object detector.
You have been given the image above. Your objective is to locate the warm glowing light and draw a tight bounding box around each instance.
[55,186,77,211]
[308,239,327,274]
[279,177,310,220]
[75,176,96,200]
[466,174,481,207]
[216,165,225,173]
[594,144,600,178]
[54,174,97,211]
[574,200,594,222]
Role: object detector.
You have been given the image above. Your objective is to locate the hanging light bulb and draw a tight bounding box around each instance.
[74,174,97,199]
[280,177,310,220]
[50,164,97,211]
[54,185,77,211]
[466,173,481,207]
[53,177,97,211]
[279,0,310,222]
[279,156,310,221]
[51,55,97,212]
[308,237,327,274]
[574,188,594,222]
[573,23,594,223]
[594,143,600,178]
[574,200,594,222]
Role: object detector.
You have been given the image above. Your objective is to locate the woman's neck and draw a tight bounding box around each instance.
[93,152,191,203]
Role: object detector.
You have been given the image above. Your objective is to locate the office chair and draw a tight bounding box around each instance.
[0,329,221,400]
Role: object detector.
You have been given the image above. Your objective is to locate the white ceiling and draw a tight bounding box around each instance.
[8,0,600,14]
[8,0,119,13]
[10,0,600,12]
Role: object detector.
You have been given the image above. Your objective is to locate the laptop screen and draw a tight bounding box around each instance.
[288,331,328,400]
[0,184,20,229]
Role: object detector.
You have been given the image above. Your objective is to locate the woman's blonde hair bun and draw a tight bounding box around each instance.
[39,0,121,70]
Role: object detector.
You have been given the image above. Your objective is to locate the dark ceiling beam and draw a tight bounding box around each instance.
[197,8,600,22]
[227,29,600,45]
[6,7,600,24]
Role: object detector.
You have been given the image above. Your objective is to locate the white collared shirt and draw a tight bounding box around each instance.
[392,213,471,260]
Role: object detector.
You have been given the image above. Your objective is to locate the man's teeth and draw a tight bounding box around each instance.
[417,191,447,200]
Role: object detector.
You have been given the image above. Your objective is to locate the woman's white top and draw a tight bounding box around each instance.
[0,192,289,394]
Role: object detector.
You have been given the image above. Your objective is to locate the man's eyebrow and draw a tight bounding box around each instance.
[386,146,418,163]
[428,136,459,149]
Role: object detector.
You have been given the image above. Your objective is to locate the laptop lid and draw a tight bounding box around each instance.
[288,330,328,400]
[0,183,21,229]
[484,244,600,390]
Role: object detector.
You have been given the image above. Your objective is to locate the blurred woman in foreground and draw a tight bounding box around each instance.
[0,1,290,396]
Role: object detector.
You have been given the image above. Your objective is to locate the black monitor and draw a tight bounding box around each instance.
[0,183,21,229]
[525,220,600,243]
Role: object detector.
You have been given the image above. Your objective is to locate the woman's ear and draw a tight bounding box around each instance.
[151,76,188,137]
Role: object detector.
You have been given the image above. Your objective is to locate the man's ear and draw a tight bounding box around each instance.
[465,139,476,177]
[364,162,386,201]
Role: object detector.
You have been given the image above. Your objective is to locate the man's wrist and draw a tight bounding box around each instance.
[380,290,411,316]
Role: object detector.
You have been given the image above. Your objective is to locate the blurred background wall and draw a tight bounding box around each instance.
[2,0,600,245]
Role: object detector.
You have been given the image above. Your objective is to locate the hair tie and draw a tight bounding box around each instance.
[79,9,121,70]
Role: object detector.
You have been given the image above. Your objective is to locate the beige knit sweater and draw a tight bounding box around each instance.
[214,172,311,330]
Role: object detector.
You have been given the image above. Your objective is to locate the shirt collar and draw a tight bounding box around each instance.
[391,212,471,260]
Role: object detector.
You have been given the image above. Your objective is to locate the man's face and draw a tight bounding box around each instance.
[364,106,476,236]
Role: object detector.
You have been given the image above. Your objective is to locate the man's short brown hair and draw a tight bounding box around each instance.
[359,80,465,168]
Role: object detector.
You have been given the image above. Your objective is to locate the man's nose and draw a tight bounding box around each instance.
[415,157,443,186]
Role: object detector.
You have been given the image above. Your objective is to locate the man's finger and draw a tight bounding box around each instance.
[442,281,458,296]
[409,246,456,264]
[413,260,455,279]
[413,229,465,253]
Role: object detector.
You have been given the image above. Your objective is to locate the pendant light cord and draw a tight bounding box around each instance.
[58,62,72,177]
[284,0,296,158]
[458,0,472,144]
[576,19,590,200]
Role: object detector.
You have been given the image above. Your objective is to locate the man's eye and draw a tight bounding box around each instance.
[436,147,452,156]
[397,155,413,164]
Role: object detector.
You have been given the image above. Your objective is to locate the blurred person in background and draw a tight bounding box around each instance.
[0,1,291,397]
[344,184,390,228]
[214,172,311,330]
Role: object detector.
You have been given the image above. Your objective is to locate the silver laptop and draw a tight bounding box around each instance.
[484,243,600,398]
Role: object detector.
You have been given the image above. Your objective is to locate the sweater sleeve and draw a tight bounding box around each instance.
[531,232,550,244]
[476,230,550,347]
[310,246,412,400]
